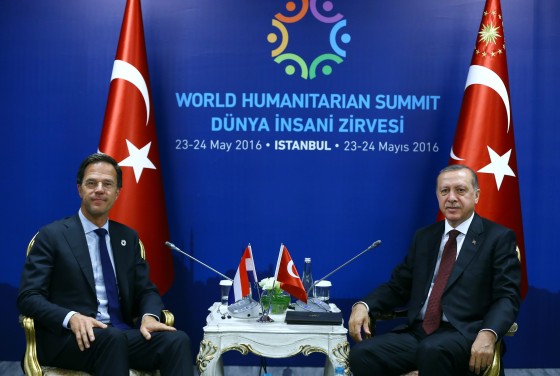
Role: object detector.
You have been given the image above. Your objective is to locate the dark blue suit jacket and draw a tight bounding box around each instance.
[17,214,164,363]
[363,214,521,341]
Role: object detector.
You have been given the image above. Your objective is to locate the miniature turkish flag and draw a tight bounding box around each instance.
[445,0,527,297]
[274,244,307,303]
[99,0,174,294]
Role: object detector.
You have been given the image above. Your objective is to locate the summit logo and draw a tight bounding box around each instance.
[267,1,351,80]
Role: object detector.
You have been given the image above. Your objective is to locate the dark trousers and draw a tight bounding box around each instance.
[349,322,474,376]
[47,327,193,376]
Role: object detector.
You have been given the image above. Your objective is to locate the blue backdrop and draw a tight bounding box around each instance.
[1,0,558,369]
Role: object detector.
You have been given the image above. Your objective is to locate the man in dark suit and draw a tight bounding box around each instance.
[17,153,193,376]
[348,164,521,375]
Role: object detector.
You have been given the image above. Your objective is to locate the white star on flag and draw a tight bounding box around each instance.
[119,139,156,183]
[477,146,515,190]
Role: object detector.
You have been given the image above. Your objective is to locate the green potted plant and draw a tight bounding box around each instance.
[259,277,291,314]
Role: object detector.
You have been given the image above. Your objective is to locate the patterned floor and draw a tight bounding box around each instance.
[2,363,559,376]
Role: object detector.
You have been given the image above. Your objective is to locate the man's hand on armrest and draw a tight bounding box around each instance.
[348,302,371,343]
[469,329,497,375]
[140,314,176,341]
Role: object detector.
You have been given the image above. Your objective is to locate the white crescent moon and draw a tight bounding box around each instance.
[464,64,510,133]
[449,64,511,161]
[450,147,465,161]
[111,59,150,126]
[286,260,298,278]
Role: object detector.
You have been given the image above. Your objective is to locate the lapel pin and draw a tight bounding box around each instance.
[121,240,126,246]
[472,239,477,246]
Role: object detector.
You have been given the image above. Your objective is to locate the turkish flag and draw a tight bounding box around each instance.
[99,0,174,294]
[445,0,527,297]
[274,244,307,303]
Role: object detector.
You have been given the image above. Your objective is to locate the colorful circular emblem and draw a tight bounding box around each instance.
[267,0,351,80]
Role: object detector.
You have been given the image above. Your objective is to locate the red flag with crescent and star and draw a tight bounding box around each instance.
[274,244,308,303]
[445,0,527,297]
[98,0,174,294]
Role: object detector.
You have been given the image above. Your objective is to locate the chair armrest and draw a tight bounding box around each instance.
[482,322,518,376]
[369,309,408,336]
[19,314,43,376]
[481,323,517,376]
[482,339,502,376]
[162,309,174,327]
[505,322,518,336]
[374,311,406,321]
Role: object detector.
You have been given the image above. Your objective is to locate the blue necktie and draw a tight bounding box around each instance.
[94,228,129,330]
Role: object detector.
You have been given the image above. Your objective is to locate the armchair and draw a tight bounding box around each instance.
[369,311,518,376]
[19,234,175,376]
[369,246,520,376]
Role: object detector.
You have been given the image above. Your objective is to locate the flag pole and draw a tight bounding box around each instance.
[256,243,277,322]
[273,243,284,282]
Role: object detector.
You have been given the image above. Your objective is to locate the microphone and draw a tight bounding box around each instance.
[165,241,233,281]
[166,241,261,319]
[309,240,382,293]
[294,240,382,312]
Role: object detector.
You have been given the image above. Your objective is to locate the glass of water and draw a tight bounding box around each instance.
[220,280,232,305]
[314,280,331,304]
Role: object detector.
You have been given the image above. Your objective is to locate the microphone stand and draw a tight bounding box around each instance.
[165,241,232,281]
[166,241,263,320]
[306,240,382,296]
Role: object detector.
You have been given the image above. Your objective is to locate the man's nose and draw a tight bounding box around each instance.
[93,182,105,191]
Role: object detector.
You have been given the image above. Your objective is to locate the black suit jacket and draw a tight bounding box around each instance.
[363,214,521,341]
[17,214,164,363]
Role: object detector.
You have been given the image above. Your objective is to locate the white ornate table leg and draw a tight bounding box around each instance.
[325,340,350,376]
[197,338,223,376]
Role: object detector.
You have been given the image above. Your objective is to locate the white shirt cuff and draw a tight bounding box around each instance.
[352,301,370,312]
[63,311,77,329]
[480,328,498,341]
